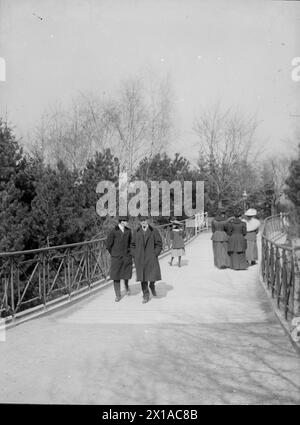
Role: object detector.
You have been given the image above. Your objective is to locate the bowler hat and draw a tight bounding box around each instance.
[118,215,129,222]
[138,214,149,221]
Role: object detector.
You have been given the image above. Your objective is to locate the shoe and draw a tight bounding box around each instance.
[142,297,149,304]
[150,288,157,297]
[126,289,131,296]
[115,296,121,302]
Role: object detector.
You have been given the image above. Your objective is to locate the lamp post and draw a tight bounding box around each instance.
[242,190,247,213]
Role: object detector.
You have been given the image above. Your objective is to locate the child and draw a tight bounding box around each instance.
[169,220,185,267]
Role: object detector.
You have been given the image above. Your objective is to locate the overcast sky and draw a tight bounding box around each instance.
[0,0,299,160]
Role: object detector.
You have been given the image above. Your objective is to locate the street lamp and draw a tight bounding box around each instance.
[242,190,247,213]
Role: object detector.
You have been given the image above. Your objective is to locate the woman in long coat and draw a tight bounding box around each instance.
[131,217,162,303]
[227,209,248,270]
[242,208,260,265]
[106,217,133,301]
[211,210,231,269]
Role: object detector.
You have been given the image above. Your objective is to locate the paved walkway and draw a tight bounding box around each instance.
[1,232,300,404]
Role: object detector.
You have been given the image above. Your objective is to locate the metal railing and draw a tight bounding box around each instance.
[261,214,300,321]
[0,215,208,320]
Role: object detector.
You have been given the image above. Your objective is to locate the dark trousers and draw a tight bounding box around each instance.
[141,281,155,299]
[113,279,129,297]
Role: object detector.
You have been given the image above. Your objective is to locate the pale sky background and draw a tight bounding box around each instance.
[0,0,299,161]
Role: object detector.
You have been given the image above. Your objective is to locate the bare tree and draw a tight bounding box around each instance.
[103,75,175,177]
[33,94,113,170]
[33,73,176,174]
[263,156,292,212]
[146,73,175,158]
[193,104,260,208]
[103,78,148,176]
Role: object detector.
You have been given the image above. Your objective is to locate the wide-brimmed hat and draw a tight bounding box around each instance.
[245,208,257,217]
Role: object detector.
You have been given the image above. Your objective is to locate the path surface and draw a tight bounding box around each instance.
[1,232,300,405]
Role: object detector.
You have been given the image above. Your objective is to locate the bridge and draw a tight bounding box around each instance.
[0,215,300,405]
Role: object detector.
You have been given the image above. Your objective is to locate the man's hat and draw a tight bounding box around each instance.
[118,215,129,222]
[137,213,149,221]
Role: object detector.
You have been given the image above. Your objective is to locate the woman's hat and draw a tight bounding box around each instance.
[245,208,257,217]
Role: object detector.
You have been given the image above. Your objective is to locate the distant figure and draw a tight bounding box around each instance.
[243,208,260,265]
[106,216,132,302]
[131,216,163,304]
[169,220,185,267]
[227,208,248,270]
[211,210,231,269]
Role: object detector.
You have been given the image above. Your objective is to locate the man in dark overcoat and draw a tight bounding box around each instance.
[131,216,163,304]
[106,216,133,302]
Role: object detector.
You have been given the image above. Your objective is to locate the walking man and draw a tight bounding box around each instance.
[131,216,163,304]
[106,216,133,302]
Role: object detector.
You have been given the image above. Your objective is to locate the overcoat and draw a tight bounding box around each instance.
[106,226,133,280]
[131,225,162,282]
[211,216,231,268]
[227,219,247,253]
[211,217,229,242]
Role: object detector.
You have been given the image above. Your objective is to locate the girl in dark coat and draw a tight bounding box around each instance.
[106,216,133,302]
[227,209,248,270]
[211,210,231,269]
[131,217,162,303]
[169,221,185,267]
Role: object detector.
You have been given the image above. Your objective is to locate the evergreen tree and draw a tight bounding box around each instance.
[0,120,33,252]
[284,145,300,235]
[134,152,202,223]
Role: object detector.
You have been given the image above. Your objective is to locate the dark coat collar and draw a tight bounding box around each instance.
[136,224,153,232]
[115,225,130,231]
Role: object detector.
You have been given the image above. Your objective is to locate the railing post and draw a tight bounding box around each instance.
[38,254,42,300]
[281,249,288,318]
[275,247,281,308]
[2,273,8,315]
[10,258,15,320]
[86,244,91,287]
[67,249,71,298]
[261,237,265,280]
[293,251,300,318]
[270,244,275,297]
[265,240,270,288]
[42,252,46,307]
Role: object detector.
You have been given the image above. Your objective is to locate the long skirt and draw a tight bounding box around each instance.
[245,235,258,264]
[212,241,231,268]
[171,248,185,257]
[229,252,248,270]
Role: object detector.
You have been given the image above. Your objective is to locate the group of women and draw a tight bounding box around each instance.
[211,207,260,270]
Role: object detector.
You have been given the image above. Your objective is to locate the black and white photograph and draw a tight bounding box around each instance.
[0,0,300,408]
